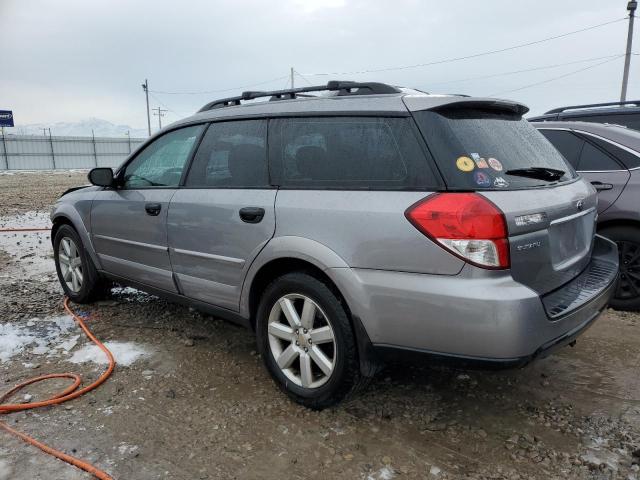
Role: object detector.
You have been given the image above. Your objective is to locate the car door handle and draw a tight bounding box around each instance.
[239,207,265,223]
[145,203,162,216]
[591,181,613,191]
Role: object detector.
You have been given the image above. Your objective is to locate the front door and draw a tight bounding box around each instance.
[167,120,276,311]
[91,124,205,292]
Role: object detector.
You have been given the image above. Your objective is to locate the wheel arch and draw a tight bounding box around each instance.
[597,218,640,234]
[241,236,380,377]
[51,208,101,270]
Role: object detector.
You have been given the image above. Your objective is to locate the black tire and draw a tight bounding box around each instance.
[599,226,640,311]
[256,272,366,409]
[53,224,108,303]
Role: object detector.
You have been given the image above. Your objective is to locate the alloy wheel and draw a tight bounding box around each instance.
[616,240,640,300]
[58,237,83,293]
[267,293,337,389]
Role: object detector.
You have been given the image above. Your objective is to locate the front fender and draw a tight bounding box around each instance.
[51,201,101,270]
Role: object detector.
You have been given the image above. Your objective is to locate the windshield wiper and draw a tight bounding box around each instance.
[504,167,565,181]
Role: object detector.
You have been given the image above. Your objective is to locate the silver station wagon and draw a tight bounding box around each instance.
[51,81,619,408]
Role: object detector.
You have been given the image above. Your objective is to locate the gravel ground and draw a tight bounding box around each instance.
[0,170,639,480]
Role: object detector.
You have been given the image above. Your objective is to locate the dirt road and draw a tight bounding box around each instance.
[1,171,639,480]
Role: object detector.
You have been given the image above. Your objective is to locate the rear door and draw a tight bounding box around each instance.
[573,132,630,213]
[413,108,598,295]
[91,125,204,292]
[538,128,630,213]
[167,119,276,311]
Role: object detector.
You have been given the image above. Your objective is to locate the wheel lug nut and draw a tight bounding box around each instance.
[308,339,312,344]
[303,329,308,334]
[304,347,308,352]
[295,341,299,346]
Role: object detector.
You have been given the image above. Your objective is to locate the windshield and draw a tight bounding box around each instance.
[414,109,577,190]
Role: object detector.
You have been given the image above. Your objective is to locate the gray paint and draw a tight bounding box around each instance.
[90,188,177,292]
[50,91,619,368]
[167,188,276,311]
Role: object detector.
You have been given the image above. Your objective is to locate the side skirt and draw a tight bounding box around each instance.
[100,270,251,329]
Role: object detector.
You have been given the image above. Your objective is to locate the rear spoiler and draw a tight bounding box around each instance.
[403,96,529,116]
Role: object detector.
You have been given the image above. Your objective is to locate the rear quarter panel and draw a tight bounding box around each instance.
[272,190,466,274]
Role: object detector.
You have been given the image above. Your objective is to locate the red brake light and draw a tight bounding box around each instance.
[405,193,510,269]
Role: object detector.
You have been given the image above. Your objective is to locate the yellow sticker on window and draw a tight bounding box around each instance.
[456,156,475,172]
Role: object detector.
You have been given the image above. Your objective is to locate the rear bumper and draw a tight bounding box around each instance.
[330,235,618,363]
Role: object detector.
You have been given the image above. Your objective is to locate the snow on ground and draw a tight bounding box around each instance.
[0,315,76,362]
[0,315,151,367]
[0,211,54,278]
[68,341,151,367]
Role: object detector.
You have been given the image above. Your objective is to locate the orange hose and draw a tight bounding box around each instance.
[0,297,115,480]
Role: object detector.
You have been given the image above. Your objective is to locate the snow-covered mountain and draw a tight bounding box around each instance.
[10,118,148,138]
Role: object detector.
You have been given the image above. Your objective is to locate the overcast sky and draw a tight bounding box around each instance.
[1,0,637,129]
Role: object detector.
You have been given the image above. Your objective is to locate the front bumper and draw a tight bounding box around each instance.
[330,235,618,363]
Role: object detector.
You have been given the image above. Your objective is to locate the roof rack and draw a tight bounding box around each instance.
[545,100,640,115]
[198,81,402,112]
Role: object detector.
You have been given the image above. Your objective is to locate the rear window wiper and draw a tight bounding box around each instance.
[504,167,565,181]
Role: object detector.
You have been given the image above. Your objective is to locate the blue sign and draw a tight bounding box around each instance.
[0,110,14,127]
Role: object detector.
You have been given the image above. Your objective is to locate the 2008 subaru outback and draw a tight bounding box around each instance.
[51,81,619,408]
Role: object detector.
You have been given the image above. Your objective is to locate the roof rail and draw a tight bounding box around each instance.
[198,81,402,112]
[545,100,640,115]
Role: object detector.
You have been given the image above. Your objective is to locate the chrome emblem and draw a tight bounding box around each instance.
[576,199,584,211]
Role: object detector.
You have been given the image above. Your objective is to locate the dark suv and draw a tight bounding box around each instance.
[535,121,640,310]
[529,101,640,131]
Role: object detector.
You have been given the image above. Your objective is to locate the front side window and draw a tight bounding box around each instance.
[415,109,578,190]
[270,117,438,189]
[185,120,268,187]
[123,125,204,188]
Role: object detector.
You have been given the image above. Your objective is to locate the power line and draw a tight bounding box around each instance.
[488,54,625,97]
[148,92,185,117]
[422,53,628,88]
[294,70,315,87]
[299,17,627,76]
[149,75,289,95]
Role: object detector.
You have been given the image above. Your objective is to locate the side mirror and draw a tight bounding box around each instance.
[88,168,115,187]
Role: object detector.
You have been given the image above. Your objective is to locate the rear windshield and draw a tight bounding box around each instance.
[414,109,578,190]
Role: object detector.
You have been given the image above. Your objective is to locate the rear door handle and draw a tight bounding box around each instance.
[145,203,162,216]
[591,181,613,191]
[239,207,265,223]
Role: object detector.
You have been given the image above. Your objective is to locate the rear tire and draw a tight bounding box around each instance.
[256,272,365,409]
[53,224,108,303]
[599,226,640,311]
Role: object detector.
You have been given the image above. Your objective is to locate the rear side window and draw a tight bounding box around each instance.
[186,120,268,187]
[577,141,624,171]
[581,135,640,169]
[269,117,439,189]
[414,109,577,190]
[538,129,584,169]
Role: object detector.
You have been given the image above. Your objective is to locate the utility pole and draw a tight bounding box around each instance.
[142,79,151,136]
[621,1,637,101]
[152,107,167,130]
[290,67,294,89]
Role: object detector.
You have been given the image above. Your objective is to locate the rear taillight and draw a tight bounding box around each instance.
[405,193,510,269]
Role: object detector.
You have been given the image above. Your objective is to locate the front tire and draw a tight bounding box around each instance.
[53,224,106,303]
[256,272,364,409]
[600,226,640,311]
